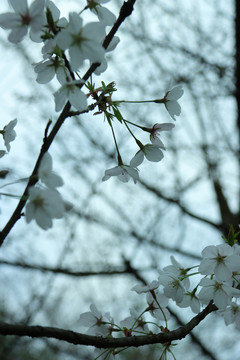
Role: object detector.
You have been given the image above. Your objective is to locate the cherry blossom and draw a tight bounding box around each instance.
[79,304,110,336]
[54,80,88,112]
[163,85,184,120]
[34,58,69,84]
[120,308,149,333]
[150,123,175,148]
[158,267,187,303]
[1,119,17,152]
[56,12,105,71]
[25,186,65,230]
[102,164,139,184]
[198,243,240,281]
[198,277,240,309]
[0,0,45,43]
[146,291,170,321]
[130,144,164,168]
[38,152,63,188]
[221,302,240,328]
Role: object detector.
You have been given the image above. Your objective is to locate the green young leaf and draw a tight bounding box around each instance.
[222,225,240,246]
[113,106,123,123]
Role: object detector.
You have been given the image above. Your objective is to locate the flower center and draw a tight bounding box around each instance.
[21,12,32,26]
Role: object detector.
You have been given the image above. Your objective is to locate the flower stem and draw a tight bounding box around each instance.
[110,124,123,165]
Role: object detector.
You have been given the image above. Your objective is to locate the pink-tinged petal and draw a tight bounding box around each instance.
[9,0,28,14]
[130,150,144,167]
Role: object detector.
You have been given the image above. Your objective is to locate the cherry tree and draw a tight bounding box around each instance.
[0,1,239,359]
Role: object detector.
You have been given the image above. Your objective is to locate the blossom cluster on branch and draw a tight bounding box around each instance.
[1,1,238,359]
[77,235,240,359]
[0,0,183,231]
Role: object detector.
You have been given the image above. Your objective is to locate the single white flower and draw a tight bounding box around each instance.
[163,85,184,120]
[198,277,240,309]
[25,186,65,230]
[163,256,190,289]
[158,267,186,303]
[56,12,105,71]
[34,58,69,84]
[146,291,170,321]
[199,244,240,281]
[131,280,160,294]
[102,164,139,184]
[120,308,149,333]
[38,152,63,188]
[54,80,88,112]
[221,302,240,328]
[2,118,17,152]
[130,144,164,168]
[150,123,175,148]
[0,0,45,43]
[79,304,109,336]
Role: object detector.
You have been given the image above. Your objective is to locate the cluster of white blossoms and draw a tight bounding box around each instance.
[102,85,184,184]
[78,242,240,359]
[0,1,184,231]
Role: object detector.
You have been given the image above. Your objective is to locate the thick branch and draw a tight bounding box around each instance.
[0,302,217,348]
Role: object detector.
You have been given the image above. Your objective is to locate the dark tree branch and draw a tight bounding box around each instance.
[0,260,140,277]
[0,302,217,348]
